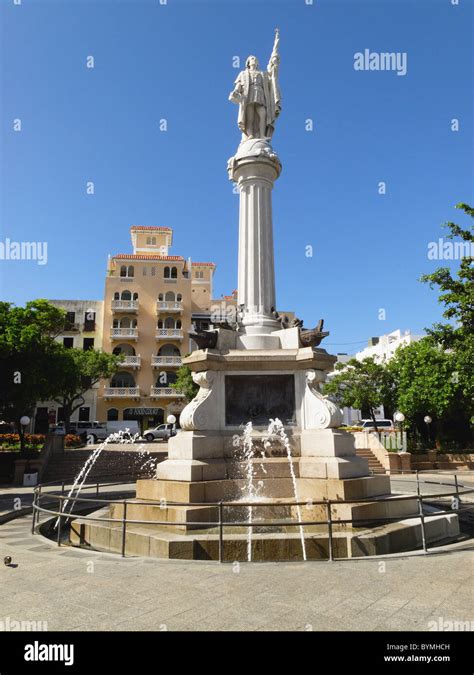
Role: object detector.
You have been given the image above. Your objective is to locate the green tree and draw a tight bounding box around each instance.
[324,357,393,431]
[172,365,199,402]
[387,338,468,445]
[419,202,473,443]
[0,300,66,452]
[48,348,121,432]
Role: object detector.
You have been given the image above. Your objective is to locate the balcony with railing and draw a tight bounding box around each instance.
[118,355,141,369]
[111,300,139,312]
[110,327,138,340]
[156,301,183,313]
[103,387,140,399]
[151,355,182,368]
[155,328,183,340]
[150,387,184,398]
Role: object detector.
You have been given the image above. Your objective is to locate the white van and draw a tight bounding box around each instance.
[105,420,141,439]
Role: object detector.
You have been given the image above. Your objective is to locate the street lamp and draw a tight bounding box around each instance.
[394,411,406,450]
[167,414,177,434]
[20,416,30,428]
[424,415,432,447]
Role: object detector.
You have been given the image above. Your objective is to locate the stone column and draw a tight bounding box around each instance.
[228,140,282,349]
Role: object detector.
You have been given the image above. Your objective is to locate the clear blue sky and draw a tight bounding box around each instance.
[1,0,472,353]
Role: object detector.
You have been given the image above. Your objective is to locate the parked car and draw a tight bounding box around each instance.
[69,421,108,444]
[359,419,395,431]
[143,424,177,443]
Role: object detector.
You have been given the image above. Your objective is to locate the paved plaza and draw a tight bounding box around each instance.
[0,511,473,632]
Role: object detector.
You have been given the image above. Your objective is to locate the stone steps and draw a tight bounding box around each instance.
[356,448,386,474]
[42,450,166,483]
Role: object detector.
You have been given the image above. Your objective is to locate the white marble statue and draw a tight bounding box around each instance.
[229,29,281,141]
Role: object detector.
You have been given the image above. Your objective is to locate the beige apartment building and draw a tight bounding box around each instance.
[97,225,216,432]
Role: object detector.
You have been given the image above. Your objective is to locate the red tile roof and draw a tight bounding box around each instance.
[191,262,216,267]
[130,225,172,232]
[114,254,184,261]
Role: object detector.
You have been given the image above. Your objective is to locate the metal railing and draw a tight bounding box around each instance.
[111,300,139,312]
[151,355,182,367]
[31,470,474,563]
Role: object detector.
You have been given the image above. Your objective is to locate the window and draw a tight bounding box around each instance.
[176,319,182,329]
[63,337,74,348]
[114,291,120,300]
[107,408,119,421]
[151,267,156,276]
[158,293,164,301]
[195,270,204,279]
[110,372,136,388]
[65,311,76,330]
[84,311,96,331]
[171,267,177,279]
[165,291,175,301]
[128,266,134,278]
[164,267,170,279]
[83,338,94,351]
[121,290,131,301]
[177,293,182,302]
[79,407,90,422]
[120,266,127,277]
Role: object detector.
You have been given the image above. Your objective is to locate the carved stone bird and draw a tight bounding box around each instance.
[299,319,329,348]
[188,328,218,350]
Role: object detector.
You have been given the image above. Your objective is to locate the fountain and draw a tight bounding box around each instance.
[68,30,459,560]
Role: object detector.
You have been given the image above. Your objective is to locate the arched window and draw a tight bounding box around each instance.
[171,267,178,279]
[121,317,131,328]
[157,320,163,329]
[165,291,175,301]
[164,317,175,329]
[176,319,182,329]
[114,291,120,300]
[113,344,136,356]
[158,293,164,301]
[164,267,170,279]
[121,290,132,301]
[110,371,136,388]
[177,293,182,302]
[112,319,120,328]
[158,344,180,356]
[127,266,134,278]
[120,266,127,277]
[107,408,119,421]
[132,292,138,300]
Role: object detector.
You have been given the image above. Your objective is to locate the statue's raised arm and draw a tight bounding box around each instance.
[229,29,282,141]
[267,28,280,73]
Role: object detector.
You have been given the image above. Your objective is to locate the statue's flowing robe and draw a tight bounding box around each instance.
[232,68,281,137]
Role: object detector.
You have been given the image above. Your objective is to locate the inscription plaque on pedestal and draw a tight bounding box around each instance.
[225,374,296,426]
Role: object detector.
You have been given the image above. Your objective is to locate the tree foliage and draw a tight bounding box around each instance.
[324,357,393,430]
[171,365,199,402]
[0,300,66,451]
